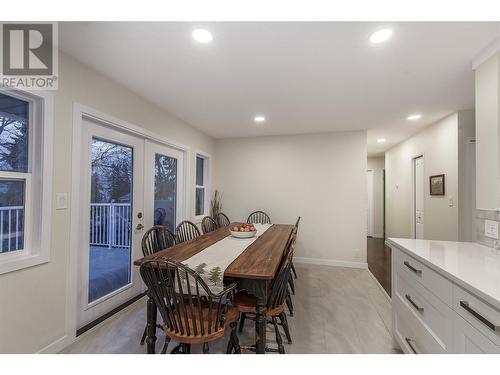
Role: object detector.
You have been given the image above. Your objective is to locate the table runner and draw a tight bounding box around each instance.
[181,223,272,294]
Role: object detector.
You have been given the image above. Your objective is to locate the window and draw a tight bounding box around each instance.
[195,154,209,218]
[0,89,53,274]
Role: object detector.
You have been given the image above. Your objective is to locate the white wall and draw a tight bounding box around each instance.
[385,112,472,241]
[214,131,367,267]
[0,52,215,353]
[367,157,385,238]
[457,110,476,241]
[475,52,500,209]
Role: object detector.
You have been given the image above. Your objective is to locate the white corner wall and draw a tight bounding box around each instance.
[475,53,500,210]
[214,131,368,267]
[457,110,476,241]
[385,113,464,241]
[0,52,215,354]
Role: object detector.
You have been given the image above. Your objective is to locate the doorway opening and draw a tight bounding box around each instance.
[366,156,391,296]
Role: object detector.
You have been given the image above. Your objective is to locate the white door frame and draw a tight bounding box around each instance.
[367,170,374,237]
[65,103,190,350]
[77,120,145,327]
[411,155,425,239]
[465,138,476,242]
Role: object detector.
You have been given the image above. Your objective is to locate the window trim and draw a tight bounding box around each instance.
[0,89,53,275]
[194,152,210,222]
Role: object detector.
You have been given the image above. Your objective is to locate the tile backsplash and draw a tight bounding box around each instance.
[476,209,500,248]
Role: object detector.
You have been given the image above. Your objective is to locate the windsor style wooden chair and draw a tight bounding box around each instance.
[201,216,218,234]
[175,220,201,244]
[291,216,300,279]
[216,212,231,228]
[139,257,241,354]
[247,210,272,224]
[140,225,176,346]
[141,225,176,257]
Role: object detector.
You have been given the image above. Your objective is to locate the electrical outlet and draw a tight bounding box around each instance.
[485,220,499,240]
[55,193,68,210]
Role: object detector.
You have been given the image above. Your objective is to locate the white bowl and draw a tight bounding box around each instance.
[230,230,257,239]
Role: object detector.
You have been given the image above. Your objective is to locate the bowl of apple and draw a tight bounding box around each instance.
[230,223,257,238]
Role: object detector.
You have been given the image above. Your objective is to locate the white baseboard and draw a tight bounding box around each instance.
[366,268,391,302]
[294,257,368,269]
[37,335,75,354]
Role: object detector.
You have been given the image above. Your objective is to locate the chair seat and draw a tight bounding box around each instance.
[233,291,285,317]
[163,302,239,344]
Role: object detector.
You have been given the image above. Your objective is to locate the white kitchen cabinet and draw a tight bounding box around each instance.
[387,238,500,354]
[453,314,500,353]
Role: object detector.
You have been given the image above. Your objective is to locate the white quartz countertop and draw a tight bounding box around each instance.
[386,238,500,310]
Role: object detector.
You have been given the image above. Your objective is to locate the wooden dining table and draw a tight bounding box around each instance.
[133,223,294,354]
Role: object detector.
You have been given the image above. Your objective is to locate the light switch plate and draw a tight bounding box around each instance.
[55,193,68,210]
[485,220,499,239]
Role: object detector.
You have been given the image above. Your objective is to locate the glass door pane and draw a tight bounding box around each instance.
[144,142,184,237]
[88,138,133,303]
[154,153,177,233]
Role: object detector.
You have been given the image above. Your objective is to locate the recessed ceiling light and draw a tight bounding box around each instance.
[254,115,266,123]
[192,29,213,44]
[407,114,422,121]
[377,138,386,143]
[369,28,393,44]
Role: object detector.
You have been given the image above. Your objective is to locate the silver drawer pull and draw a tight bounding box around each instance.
[405,294,424,313]
[460,301,500,332]
[405,337,418,354]
[404,260,422,275]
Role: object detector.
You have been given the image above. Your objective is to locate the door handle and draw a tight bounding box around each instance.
[136,223,144,230]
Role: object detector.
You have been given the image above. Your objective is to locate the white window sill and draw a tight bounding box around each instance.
[0,252,49,275]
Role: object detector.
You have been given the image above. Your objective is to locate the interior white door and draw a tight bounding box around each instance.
[144,140,185,233]
[77,118,145,328]
[414,156,424,239]
[367,170,374,237]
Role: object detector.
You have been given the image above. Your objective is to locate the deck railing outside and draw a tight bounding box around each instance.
[0,203,131,253]
[90,203,132,249]
[0,205,24,253]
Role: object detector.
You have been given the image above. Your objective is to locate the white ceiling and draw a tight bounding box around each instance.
[60,22,500,156]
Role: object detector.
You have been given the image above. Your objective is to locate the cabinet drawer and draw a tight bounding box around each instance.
[393,294,446,354]
[453,285,500,347]
[453,313,500,353]
[395,248,452,306]
[395,270,453,350]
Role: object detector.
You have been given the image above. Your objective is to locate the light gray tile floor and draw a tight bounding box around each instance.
[62,264,401,354]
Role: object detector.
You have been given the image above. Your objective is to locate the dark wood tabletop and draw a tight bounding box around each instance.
[133,223,294,280]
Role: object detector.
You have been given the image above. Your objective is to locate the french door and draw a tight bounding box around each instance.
[143,140,184,234]
[77,119,185,329]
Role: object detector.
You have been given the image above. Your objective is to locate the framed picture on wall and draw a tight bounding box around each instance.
[429,174,445,196]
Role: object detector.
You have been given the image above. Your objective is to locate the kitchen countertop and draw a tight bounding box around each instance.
[386,238,500,310]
